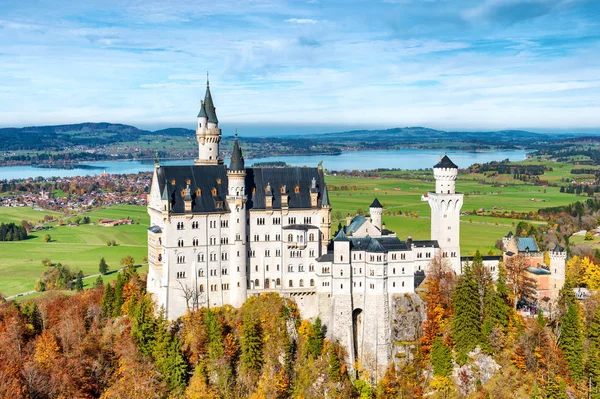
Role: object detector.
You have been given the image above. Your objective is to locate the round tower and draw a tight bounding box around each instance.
[428,155,463,273]
[369,198,383,231]
[227,134,248,307]
[195,74,223,165]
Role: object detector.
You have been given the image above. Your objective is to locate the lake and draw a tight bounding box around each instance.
[0,148,529,180]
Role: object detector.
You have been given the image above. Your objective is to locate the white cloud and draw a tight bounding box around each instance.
[285,18,318,24]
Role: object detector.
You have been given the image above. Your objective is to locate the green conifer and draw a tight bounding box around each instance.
[559,302,584,382]
[308,317,325,358]
[452,262,482,365]
[75,270,84,291]
[94,275,104,288]
[529,383,542,399]
[112,273,124,317]
[431,337,453,377]
[101,282,114,317]
[152,313,187,392]
[241,317,263,372]
[328,345,342,382]
[99,256,108,275]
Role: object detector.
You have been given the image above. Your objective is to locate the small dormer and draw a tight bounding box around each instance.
[310,177,319,208]
[281,185,289,209]
[265,182,273,209]
[183,184,193,213]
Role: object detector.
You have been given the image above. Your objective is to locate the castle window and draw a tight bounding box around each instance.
[392,254,397,260]
[171,179,176,185]
[176,271,186,279]
[309,233,315,241]
[177,255,185,264]
[276,249,281,257]
[252,187,256,194]
[196,188,201,196]
[255,265,258,272]
[178,239,184,247]
[199,284,204,292]
[198,269,204,277]
[402,281,405,287]
[288,265,294,272]
[309,264,315,272]
[265,279,270,288]
[393,268,396,274]
[448,226,451,230]
[255,279,260,288]
[289,280,293,288]
[299,279,304,287]
[295,185,300,194]
[273,217,281,225]
[340,255,344,262]
[254,234,259,241]
[265,234,270,241]
[393,282,396,287]
[198,254,204,262]
[340,270,343,276]
[277,264,280,271]
[288,234,293,242]
[304,217,312,224]
[276,278,281,286]
[221,252,228,261]
[177,222,184,230]
[211,188,217,196]
[281,186,286,194]
[265,250,270,257]
[401,253,406,260]
[289,217,296,224]
[402,267,405,274]
[158,254,162,262]
[310,279,315,287]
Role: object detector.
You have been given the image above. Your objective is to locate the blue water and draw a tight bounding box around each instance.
[0,148,528,181]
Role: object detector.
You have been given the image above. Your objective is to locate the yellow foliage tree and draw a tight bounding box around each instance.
[33,330,59,370]
[582,257,600,290]
[566,256,585,287]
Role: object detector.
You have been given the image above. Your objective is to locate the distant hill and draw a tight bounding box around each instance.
[0,122,578,152]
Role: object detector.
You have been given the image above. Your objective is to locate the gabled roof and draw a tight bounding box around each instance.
[367,238,386,253]
[370,198,383,208]
[411,240,439,248]
[282,224,319,231]
[517,237,538,252]
[433,155,458,169]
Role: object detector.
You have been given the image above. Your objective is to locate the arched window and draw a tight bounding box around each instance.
[265,279,270,288]
[299,279,304,287]
[310,279,315,287]
[255,279,260,288]
[288,234,293,242]
[309,233,314,241]
[276,278,281,286]
[289,280,293,288]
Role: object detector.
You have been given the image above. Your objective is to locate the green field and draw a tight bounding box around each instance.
[0,205,149,297]
[327,174,580,255]
[0,169,587,297]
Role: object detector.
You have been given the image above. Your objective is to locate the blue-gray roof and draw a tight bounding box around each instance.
[527,266,550,275]
[517,237,538,252]
[434,155,458,169]
[346,216,367,235]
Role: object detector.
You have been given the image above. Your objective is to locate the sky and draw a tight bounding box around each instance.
[0,0,599,132]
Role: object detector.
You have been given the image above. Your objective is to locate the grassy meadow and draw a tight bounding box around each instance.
[0,205,148,296]
[0,162,587,297]
[327,171,580,255]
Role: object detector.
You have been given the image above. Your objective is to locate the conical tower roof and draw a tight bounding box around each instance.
[197,100,208,118]
[370,198,383,208]
[433,155,458,169]
[203,76,218,124]
[229,133,245,171]
[321,184,330,207]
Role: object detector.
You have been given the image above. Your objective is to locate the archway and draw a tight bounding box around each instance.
[352,308,363,362]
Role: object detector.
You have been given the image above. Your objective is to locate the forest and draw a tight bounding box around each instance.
[0,222,28,241]
[1,250,599,398]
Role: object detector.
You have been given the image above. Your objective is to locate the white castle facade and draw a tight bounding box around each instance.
[146,81,464,368]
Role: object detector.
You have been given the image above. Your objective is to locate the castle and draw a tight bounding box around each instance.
[147,81,560,371]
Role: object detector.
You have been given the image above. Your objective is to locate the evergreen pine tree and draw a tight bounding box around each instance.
[99,257,108,275]
[152,313,187,392]
[559,302,584,382]
[74,270,84,291]
[130,294,157,356]
[452,262,482,365]
[308,317,325,358]
[112,273,124,317]
[241,317,263,372]
[431,337,453,377]
[101,283,114,317]
[94,275,104,288]
[589,305,600,397]
[530,383,542,399]
[328,344,342,382]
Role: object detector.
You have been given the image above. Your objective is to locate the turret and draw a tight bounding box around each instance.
[369,198,383,231]
[428,155,463,274]
[195,74,223,165]
[550,244,567,300]
[226,134,247,307]
[433,155,458,194]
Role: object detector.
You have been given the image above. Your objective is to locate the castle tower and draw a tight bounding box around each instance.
[195,75,223,165]
[319,174,332,253]
[549,244,567,300]
[428,155,463,273]
[369,198,383,231]
[227,134,248,307]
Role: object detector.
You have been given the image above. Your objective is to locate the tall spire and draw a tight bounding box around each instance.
[203,73,218,124]
[229,131,245,171]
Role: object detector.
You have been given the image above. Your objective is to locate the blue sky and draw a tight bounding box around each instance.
[0,0,599,131]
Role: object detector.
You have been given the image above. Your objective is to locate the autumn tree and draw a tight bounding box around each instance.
[241,316,263,373]
[505,254,537,307]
